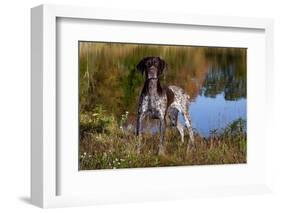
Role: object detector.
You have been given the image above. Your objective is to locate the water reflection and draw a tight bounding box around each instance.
[189,59,247,136]
[79,42,247,137]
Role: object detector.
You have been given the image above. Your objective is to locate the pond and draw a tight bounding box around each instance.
[79,42,247,138]
[189,62,247,137]
[190,92,246,137]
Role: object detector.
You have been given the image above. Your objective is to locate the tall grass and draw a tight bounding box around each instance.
[79,106,246,170]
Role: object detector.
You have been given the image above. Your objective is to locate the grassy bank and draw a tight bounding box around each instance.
[79,106,246,170]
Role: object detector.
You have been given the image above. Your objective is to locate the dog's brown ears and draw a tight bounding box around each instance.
[136,57,148,75]
[158,57,167,75]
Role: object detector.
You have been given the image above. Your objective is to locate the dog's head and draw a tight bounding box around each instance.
[136,57,167,79]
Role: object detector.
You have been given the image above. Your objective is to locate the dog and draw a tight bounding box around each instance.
[136,56,195,154]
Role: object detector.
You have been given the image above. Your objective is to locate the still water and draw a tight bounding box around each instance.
[190,92,246,137]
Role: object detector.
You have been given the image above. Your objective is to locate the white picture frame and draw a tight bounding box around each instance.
[31,4,274,208]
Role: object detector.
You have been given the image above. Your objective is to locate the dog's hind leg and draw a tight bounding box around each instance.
[176,118,185,143]
[183,111,195,149]
[169,108,184,143]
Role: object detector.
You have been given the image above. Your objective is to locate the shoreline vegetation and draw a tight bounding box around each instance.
[79,106,246,170]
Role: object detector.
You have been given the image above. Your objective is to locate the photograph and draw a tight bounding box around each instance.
[79,41,247,170]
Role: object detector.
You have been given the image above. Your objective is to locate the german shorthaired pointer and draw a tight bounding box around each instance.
[136,56,195,154]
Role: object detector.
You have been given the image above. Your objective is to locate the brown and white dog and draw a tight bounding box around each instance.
[136,56,195,154]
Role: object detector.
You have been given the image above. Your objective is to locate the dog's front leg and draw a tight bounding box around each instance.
[136,112,145,154]
[136,112,145,136]
[158,117,166,155]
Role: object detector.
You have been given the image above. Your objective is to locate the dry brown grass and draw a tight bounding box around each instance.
[79,109,246,170]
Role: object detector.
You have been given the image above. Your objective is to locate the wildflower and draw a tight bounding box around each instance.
[83,152,87,156]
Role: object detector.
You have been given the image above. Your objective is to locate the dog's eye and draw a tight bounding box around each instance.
[152,59,158,65]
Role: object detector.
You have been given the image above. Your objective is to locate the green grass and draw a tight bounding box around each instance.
[79,106,247,170]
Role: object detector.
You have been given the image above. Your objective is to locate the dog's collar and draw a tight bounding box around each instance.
[147,77,159,80]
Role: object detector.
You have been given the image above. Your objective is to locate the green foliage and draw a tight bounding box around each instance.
[80,105,118,135]
[119,111,129,130]
[226,118,246,133]
[121,67,143,110]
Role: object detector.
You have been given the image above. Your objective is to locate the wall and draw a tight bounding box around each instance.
[0,0,280,212]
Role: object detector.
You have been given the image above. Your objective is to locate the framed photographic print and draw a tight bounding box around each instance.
[31,4,274,208]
